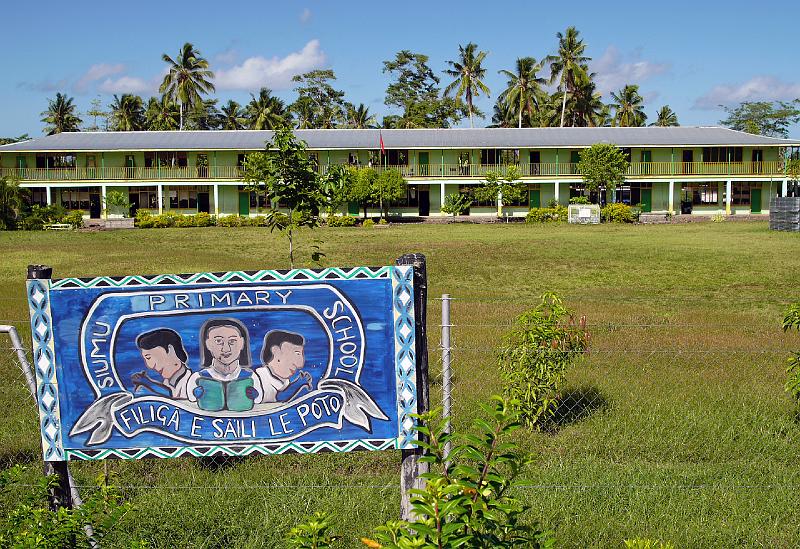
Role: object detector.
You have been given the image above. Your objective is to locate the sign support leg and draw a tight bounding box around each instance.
[395,253,429,522]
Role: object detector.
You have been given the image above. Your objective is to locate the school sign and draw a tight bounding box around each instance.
[26,266,418,461]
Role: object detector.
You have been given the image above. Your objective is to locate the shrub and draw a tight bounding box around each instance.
[134,209,154,228]
[362,398,556,548]
[497,293,590,428]
[569,196,591,205]
[250,215,269,227]
[173,214,197,228]
[63,210,85,229]
[784,303,800,402]
[526,206,568,223]
[195,212,216,227]
[546,198,559,208]
[362,219,375,228]
[441,192,473,216]
[286,512,340,548]
[378,218,388,225]
[152,212,179,228]
[711,211,725,223]
[217,215,244,227]
[601,202,636,223]
[0,465,136,547]
[327,215,356,227]
[19,204,67,230]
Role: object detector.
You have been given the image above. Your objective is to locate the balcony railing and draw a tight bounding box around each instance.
[3,161,785,182]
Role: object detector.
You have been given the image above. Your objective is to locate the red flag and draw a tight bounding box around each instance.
[379,131,386,154]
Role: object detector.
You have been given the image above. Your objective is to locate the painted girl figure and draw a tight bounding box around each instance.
[186,318,264,412]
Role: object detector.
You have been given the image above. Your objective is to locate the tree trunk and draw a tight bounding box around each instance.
[179,104,184,131]
[560,80,568,128]
[288,207,294,268]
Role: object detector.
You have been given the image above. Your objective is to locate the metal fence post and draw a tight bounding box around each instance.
[441,294,452,461]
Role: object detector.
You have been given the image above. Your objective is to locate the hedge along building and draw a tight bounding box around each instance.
[1,127,797,219]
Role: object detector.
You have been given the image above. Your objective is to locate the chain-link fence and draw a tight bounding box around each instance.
[2,292,800,546]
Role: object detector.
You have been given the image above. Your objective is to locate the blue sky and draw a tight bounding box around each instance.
[4,0,800,136]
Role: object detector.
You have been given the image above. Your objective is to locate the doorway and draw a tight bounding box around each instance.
[418,188,430,216]
[682,150,694,174]
[89,193,102,218]
[640,189,652,213]
[418,152,429,177]
[238,192,250,216]
[529,189,541,209]
[751,149,763,174]
[198,192,210,214]
[750,188,762,213]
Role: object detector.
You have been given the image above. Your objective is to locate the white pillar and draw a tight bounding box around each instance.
[554,181,560,203]
[101,184,107,219]
[157,183,163,214]
[784,179,789,197]
[213,184,220,216]
[725,180,732,215]
[668,180,675,214]
[46,186,52,206]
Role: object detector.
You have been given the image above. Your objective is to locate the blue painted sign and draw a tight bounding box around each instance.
[26,267,418,461]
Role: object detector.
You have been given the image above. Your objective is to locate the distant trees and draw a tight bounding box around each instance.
[246,88,288,130]
[498,57,546,129]
[220,100,247,130]
[41,93,82,134]
[290,70,346,128]
[444,42,490,128]
[159,42,215,130]
[719,100,800,137]
[145,96,180,130]
[611,84,647,127]
[109,94,145,131]
[651,105,679,127]
[382,50,466,128]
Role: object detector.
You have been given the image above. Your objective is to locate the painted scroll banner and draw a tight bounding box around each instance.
[26,267,418,461]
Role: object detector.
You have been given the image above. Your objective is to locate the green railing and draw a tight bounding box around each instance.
[3,160,785,182]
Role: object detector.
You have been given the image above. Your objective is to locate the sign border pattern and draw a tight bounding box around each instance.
[28,266,417,461]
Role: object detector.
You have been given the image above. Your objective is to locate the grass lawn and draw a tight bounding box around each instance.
[1,221,799,547]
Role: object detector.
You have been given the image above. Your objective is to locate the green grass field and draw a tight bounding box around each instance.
[1,221,799,547]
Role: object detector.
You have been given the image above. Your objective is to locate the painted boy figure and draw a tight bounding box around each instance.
[256,330,312,403]
[133,328,192,399]
[186,318,264,412]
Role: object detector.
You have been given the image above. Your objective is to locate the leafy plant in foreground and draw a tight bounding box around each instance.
[497,293,590,428]
[362,397,555,548]
[783,303,800,402]
[286,512,340,548]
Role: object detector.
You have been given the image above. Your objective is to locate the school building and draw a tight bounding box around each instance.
[1,127,797,219]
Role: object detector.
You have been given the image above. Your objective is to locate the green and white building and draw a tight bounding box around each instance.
[1,127,797,219]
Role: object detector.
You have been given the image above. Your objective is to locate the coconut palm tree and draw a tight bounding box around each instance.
[145,96,180,131]
[611,84,647,127]
[109,94,145,131]
[498,57,547,129]
[40,93,82,135]
[570,75,607,127]
[186,99,221,130]
[246,88,288,130]
[159,42,215,130]
[650,105,679,127]
[346,103,377,129]
[444,42,490,128]
[489,98,517,128]
[220,100,247,130]
[549,27,591,127]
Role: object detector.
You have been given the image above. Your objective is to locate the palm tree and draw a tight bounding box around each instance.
[498,57,547,128]
[109,94,145,131]
[549,27,591,127]
[145,96,180,131]
[444,43,490,128]
[220,100,247,130]
[246,88,288,130]
[40,93,82,135]
[290,96,315,129]
[159,42,215,130]
[569,75,607,127]
[489,99,516,128]
[186,99,221,130]
[651,105,679,127]
[611,84,647,127]
[346,103,377,129]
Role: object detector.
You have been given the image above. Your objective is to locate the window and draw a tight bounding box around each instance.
[37,154,76,169]
[390,185,419,207]
[480,149,518,165]
[60,187,91,210]
[168,186,206,209]
[144,152,187,168]
[614,182,652,205]
[732,183,758,206]
[684,184,719,205]
[129,186,159,209]
[569,150,580,174]
[703,147,742,163]
[237,154,248,168]
[30,188,47,206]
[460,184,494,207]
[381,149,408,166]
[348,152,360,165]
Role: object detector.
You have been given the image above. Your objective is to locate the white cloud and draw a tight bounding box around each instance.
[592,46,670,96]
[74,63,126,93]
[98,75,157,95]
[300,8,312,23]
[693,76,800,109]
[215,40,327,91]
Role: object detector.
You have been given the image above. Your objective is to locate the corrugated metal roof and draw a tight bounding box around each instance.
[1,127,797,152]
